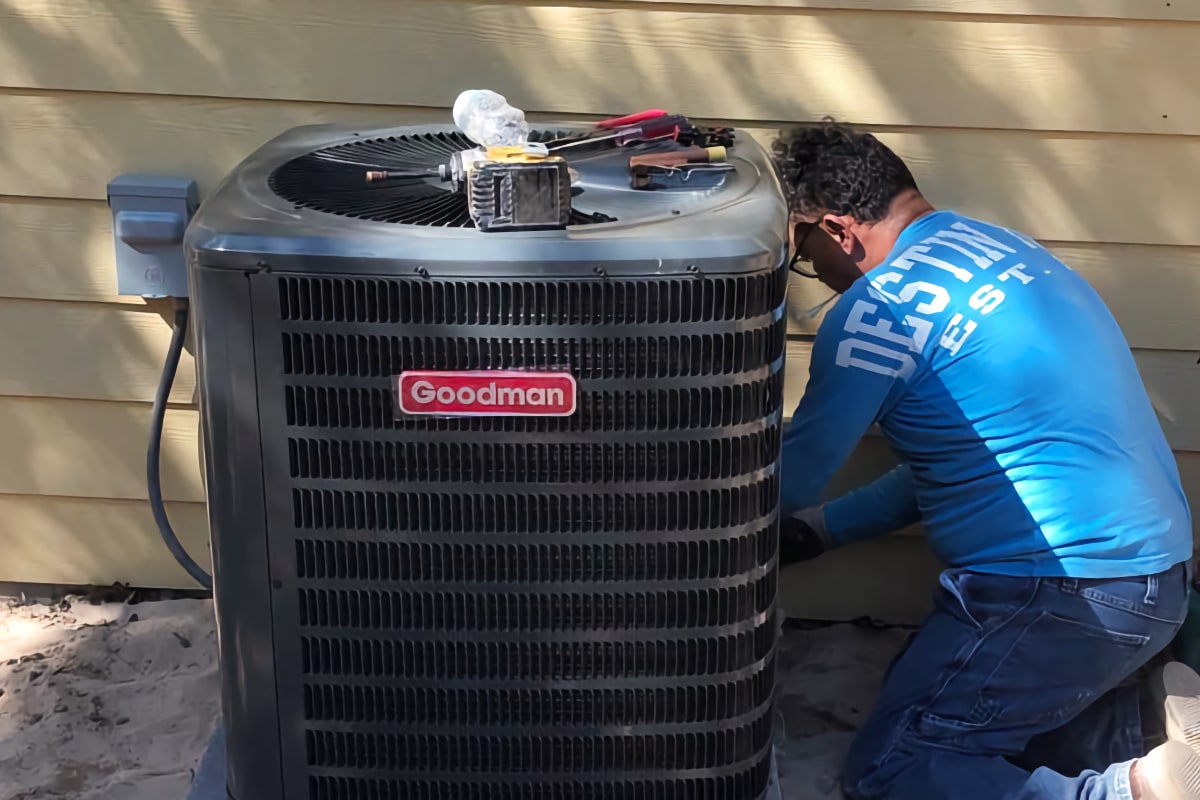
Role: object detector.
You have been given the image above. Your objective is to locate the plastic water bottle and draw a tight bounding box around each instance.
[452,90,531,148]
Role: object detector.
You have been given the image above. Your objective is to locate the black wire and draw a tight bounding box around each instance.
[149,299,213,591]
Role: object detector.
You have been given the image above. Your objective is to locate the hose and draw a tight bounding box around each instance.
[149,298,213,591]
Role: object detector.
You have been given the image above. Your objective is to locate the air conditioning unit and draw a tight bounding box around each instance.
[185,120,790,800]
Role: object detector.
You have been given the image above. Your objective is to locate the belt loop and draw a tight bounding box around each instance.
[1145,575,1159,606]
[1061,578,1079,595]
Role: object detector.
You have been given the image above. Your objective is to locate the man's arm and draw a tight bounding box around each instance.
[821,463,921,546]
[779,293,919,520]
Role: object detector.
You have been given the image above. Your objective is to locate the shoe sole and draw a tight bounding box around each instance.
[1147,741,1200,800]
[1154,663,1200,753]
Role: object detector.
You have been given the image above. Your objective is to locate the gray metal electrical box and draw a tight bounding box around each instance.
[107,175,199,298]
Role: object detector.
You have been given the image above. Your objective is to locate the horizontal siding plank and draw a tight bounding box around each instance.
[788,241,1200,349]
[0,297,196,404]
[0,91,440,201]
[0,494,209,589]
[6,92,1200,246]
[0,197,147,305]
[0,396,203,503]
[1135,349,1200,454]
[605,0,1200,22]
[0,3,1198,136]
[782,341,1200,452]
[747,125,1200,249]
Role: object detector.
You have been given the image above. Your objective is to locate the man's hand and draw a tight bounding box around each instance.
[780,506,834,566]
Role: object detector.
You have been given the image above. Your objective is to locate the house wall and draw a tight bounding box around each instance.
[0,1,1197,623]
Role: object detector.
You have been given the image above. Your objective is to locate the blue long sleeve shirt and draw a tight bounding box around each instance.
[780,210,1193,578]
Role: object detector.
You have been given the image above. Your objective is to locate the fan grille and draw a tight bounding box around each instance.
[250,268,785,798]
[268,131,616,228]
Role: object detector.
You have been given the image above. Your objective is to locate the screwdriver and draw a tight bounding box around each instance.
[549,114,691,152]
[628,146,728,169]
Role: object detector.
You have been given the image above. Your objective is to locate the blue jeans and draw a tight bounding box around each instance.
[843,562,1191,799]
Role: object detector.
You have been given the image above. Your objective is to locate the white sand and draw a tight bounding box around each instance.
[0,595,908,800]
[0,595,220,800]
[773,623,913,798]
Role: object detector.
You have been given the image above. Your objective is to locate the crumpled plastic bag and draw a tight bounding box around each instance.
[452,89,531,147]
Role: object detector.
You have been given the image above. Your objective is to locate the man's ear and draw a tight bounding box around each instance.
[820,214,858,256]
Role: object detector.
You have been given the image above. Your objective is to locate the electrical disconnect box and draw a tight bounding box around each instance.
[107,175,199,299]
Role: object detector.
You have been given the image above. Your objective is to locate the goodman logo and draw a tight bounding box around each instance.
[396,370,577,417]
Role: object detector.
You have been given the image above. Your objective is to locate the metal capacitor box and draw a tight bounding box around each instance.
[467,147,573,232]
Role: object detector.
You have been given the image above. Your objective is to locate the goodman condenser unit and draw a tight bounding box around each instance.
[184,119,790,800]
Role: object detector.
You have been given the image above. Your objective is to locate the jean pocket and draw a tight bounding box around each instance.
[939,569,1039,632]
[916,610,1151,746]
[1077,580,1189,627]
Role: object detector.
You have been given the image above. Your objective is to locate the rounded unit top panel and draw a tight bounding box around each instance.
[184,122,790,279]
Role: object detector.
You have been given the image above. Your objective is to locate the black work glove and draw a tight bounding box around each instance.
[779,506,834,566]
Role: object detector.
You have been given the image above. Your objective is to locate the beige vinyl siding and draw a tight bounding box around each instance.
[2,2,1199,135]
[0,2,1196,623]
[0,495,210,588]
[607,1,1200,21]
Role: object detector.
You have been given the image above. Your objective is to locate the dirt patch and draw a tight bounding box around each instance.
[773,622,912,798]
[0,595,219,800]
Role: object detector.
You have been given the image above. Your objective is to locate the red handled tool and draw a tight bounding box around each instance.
[549,114,690,152]
[596,109,669,129]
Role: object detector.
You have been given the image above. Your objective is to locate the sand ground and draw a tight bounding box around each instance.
[0,593,220,800]
[0,594,908,799]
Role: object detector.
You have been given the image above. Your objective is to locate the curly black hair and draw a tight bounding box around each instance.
[772,119,919,223]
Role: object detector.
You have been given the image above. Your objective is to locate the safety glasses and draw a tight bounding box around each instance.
[788,222,819,279]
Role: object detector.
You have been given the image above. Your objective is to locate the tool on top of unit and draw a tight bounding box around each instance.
[545,112,736,152]
[627,143,736,192]
[414,90,572,232]
[366,149,570,233]
[544,108,737,192]
[360,92,741,229]
[628,145,729,169]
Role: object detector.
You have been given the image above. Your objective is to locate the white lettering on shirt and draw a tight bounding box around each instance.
[925,234,994,269]
[945,222,1018,260]
[998,263,1035,285]
[844,299,919,352]
[940,313,978,356]
[836,338,918,380]
[968,284,1006,315]
[890,245,975,283]
[838,218,1044,369]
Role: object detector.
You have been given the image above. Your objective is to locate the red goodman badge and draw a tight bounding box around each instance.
[396,370,578,417]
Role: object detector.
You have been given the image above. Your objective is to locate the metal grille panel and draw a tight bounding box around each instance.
[302,670,775,725]
[283,378,784,433]
[294,529,774,582]
[255,268,786,799]
[298,623,775,680]
[307,759,773,800]
[278,273,787,326]
[279,327,786,379]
